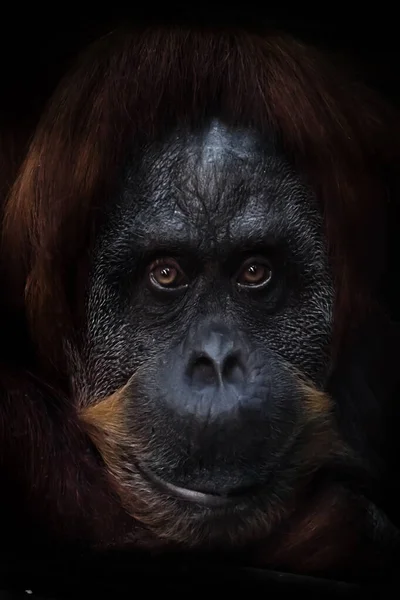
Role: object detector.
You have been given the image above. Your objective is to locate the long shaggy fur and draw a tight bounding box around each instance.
[2,27,399,375]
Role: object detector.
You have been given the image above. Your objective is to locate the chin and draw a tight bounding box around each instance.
[79,372,341,550]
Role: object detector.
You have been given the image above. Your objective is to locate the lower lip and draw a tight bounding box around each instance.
[136,463,246,507]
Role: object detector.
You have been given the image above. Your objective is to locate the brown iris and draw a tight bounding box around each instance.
[236,257,272,289]
[148,258,188,290]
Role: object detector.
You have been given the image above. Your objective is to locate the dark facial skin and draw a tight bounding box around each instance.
[83,119,334,537]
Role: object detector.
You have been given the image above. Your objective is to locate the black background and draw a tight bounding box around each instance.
[1,8,399,130]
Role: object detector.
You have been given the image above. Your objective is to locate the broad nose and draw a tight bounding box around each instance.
[187,329,246,388]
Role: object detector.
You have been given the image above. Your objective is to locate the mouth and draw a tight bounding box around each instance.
[136,462,260,508]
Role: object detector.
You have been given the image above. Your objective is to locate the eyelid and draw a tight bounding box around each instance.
[149,256,182,269]
[146,256,187,277]
[234,254,272,274]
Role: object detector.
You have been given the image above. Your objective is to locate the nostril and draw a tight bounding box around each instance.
[189,355,220,387]
[222,352,245,384]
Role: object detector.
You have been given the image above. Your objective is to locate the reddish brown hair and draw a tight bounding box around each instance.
[2,26,399,375]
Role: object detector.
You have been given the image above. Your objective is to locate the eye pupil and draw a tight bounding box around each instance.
[154,266,177,286]
[160,267,173,281]
[248,265,259,277]
[246,265,263,281]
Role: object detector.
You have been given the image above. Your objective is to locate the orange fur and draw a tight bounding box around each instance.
[2,27,399,376]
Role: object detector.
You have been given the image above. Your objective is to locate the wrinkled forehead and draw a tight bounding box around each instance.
[114,120,319,247]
